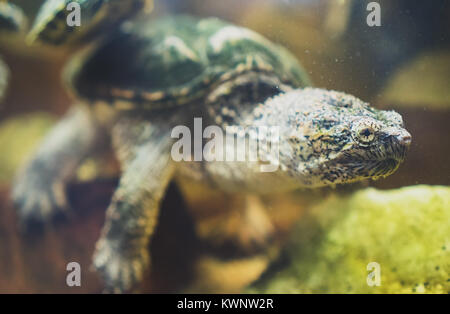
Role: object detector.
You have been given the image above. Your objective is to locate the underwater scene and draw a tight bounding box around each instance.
[0,0,448,295]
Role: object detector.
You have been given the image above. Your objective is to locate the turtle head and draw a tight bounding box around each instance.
[323,110,412,184]
[269,88,411,186]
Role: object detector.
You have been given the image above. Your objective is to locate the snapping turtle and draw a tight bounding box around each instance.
[27,0,153,46]
[12,15,411,292]
[0,2,27,103]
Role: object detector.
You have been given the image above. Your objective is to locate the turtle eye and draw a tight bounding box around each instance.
[352,120,380,145]
[357,127,375,143]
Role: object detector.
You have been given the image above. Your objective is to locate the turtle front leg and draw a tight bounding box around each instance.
[12,105,106,227]
[93,117,176,293]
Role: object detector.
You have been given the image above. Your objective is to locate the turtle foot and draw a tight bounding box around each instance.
[93,238,150,293]
[11,166,70,231]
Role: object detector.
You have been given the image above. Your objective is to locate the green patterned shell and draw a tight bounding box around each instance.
[0,2,27,33]
[68,15,311,110]
[27,0,152,46]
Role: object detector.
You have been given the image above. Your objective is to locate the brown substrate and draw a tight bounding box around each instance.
[0,181,200,293]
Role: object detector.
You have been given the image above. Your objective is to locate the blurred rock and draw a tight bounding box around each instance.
[250,185,450,294]
[177,179,315,293]
[380,50,450,109]
[186,254,272,294]
[0,113,55,184]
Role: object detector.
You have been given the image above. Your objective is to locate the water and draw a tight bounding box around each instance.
[0,0,448,294]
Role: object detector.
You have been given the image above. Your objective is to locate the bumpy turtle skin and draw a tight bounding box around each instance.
[27,0,152,46]
[12,16,411,293]
[94,111,179,292]
[68,15,311,109]
[196,87,411,193]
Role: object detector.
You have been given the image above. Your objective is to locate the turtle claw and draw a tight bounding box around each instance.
[93,239,149,293]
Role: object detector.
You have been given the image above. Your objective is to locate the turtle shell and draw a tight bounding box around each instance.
[0,2,27,33]
[27,0,153,46]
[68,15,311,110]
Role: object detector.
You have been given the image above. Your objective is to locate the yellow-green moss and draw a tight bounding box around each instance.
[250,185,450,293]
[0,113,55,184]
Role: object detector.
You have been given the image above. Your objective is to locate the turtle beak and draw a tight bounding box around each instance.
[388,128,411,163]
[395,129,412,147]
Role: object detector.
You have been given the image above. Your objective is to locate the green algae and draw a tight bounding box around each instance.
[250,185,450,293]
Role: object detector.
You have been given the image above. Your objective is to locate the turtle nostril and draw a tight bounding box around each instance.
[397,132,412,146]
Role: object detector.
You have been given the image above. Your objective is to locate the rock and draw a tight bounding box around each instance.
[380,50,450,110]
[186,254,272,294]
[0,113,55,184]
[250,185,450,294]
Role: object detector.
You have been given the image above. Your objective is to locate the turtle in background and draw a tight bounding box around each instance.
[0,0,153,102]
[26,0,153,46]
[12,15,411,292]
[0,1,26,32]
[0,1,27,103]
